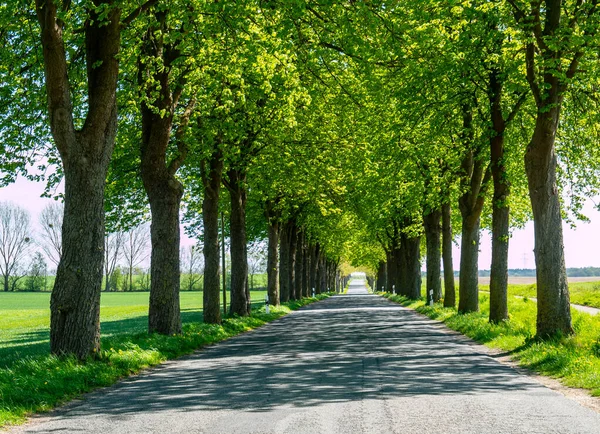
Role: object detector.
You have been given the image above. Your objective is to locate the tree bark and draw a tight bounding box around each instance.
[458,216,480,313]
[309,243,320,295]
[302,238,309,297]
[201,150,223,324]
[294,229,303,300]
[526,113,572,336]
[226,169,249,316]
[145,183,182,334]
[457,104,490,314]
[376,261,386,292]
[400,233,422,299]
[279,223,290,302]
[266,217,280,306]
[319,254,327,293]
[442,203,456,308]
[288,223,297,301]
[424,209,442,302]
[36,0,121,358]
[488,68,510,324]
[139,9,197,334]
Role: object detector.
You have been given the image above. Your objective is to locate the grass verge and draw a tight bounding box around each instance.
[0,294,330,429]
[380,292,600,397]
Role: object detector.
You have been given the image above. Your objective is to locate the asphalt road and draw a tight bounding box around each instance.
[15,280,600,434]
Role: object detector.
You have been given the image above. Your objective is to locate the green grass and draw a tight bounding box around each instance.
[0,291,329,428]
[477,281,600,309]
[380,291,600,397]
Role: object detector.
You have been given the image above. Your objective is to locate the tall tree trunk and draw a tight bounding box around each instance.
[145,182,182,334]
[226,169,248,316]
[376,261,386,292]
[310,243,319,295]
[400,232,422,299]
[458,216,480,313]
[526,113,572,336]
[3,275,8,292]
[287,223,297,301]
[442,203,456,308]
[266,218,280,306]
[457,104,490,314]
[138,9,196,335]
[319,255,327,294]
[302,239,309,297]
[201,150,223,324]
[424,209,442,302]
[488,68,510,323]
[279,223,290,302]
[294,229,303,300]
[37,0,121,358]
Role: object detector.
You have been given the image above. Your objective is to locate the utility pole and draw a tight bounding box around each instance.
[221,212,227,317]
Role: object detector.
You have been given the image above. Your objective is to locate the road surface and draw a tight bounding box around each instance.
[15,280,600,434]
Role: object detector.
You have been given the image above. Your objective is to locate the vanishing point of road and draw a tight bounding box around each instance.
[15,281,600,434]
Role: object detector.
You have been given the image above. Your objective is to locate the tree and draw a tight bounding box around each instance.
[0,202,32,292]
[181,245,203,291]
[507,0,600,337]
[38,202,63,267]
[104,231,124,292]
[248,241,267,291]
[27,252,48,292]
[32,0,156,359]
[122,225,149,292]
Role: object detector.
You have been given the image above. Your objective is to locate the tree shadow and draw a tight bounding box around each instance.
[45,292,546,421]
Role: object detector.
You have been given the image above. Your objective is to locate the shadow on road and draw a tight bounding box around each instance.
[52,284,543,420]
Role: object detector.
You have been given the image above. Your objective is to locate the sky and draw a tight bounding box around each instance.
[1,175,600,270]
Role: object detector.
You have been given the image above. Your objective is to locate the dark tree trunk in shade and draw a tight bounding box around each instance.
[400,233,422,299]
[266,218,280,306]
[226,169,248,317]
[302,240,310,297]
[442,203,456,308]
[424,209,442,302]
[287,223,297,301]
[201,150,223,324]
[37,1,121,358]
[376,261,386,292]
[279,223,290,302]
[458,216,481,313]
[294,229,304,300]
[488,70,510,323]
[310,243,320,295]
[319,255,327,293]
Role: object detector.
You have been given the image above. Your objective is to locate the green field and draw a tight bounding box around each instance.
[0,291,267,367]
[476,281,600,309]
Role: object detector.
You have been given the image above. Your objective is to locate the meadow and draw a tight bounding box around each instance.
[0,290,269,366]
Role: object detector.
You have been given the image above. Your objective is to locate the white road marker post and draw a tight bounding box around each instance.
[265,294,270,314]
[312,287,315,297]
[392,285,395,294]
[429,290,434,306]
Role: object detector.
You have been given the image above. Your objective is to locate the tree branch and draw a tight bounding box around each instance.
[121,0,159,28]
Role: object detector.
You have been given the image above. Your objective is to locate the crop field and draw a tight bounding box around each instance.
[0,291,267,367]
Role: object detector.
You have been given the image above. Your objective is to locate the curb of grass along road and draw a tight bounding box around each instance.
[1,294,332,430]
[377,292,600,414]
